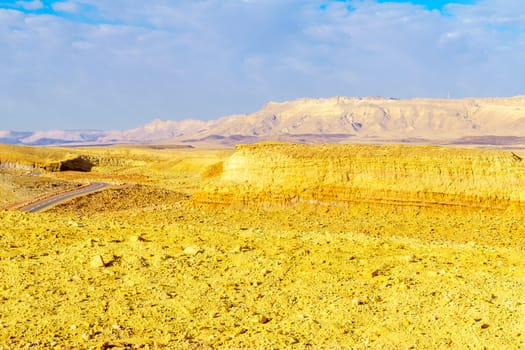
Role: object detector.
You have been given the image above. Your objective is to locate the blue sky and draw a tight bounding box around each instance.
[1,0,524,131]
[376,0,477,10]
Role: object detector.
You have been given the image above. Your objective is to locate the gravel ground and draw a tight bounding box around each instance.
[1,186,524,349]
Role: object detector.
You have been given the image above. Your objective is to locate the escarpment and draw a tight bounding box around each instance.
[0,156,95,174]
[0,161,37,173]
[193,143,525,211]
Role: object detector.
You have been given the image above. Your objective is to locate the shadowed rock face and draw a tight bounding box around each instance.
[60,156,94,172]
[194,143,525,211]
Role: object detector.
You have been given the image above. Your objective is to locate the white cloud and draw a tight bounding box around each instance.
[0,0,524,131]
[15,0,43,10]
[52,1,80,13]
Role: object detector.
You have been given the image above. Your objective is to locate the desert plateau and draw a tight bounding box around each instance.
[4,96,525,148]
[3,0,525,347]
[1,139,525,349]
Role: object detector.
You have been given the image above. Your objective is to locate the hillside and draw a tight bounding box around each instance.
[194,143,525,211]
[2,96,525,147]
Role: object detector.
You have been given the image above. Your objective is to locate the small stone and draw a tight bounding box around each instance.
[183,246,202,256]
[86,238,97,247]
[481,323,489,329]
[70,324,78,330]
[370,269,381,278]
[129,235,145,242]
[406,255,419,263]
[235,327,248,335]
[257,315,271,324]
[112,324,121,330]
[352,297,365,305]
[288,337,299,344]
[233,245,252,253]
[90,255,105,268]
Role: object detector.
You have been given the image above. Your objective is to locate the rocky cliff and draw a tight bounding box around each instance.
[0,157,96,174]
[194,143,525,211]
[3,95,525,147]
[155,96,525,147]
[186,96,525,141]
[0,161,37,173]
[0,144,98,174]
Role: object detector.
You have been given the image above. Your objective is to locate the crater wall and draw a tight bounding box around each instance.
[193,143,525,211]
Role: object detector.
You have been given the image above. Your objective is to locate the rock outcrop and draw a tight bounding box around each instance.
[0,161,36,173]
[0,158,94,173]
[194,143,525,211]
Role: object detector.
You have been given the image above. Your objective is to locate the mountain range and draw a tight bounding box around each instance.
[2,96,525,147]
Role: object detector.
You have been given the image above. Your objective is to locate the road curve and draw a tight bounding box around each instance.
[20,182,111,213]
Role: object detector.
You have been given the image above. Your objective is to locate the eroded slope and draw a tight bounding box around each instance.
[195,143,525,211]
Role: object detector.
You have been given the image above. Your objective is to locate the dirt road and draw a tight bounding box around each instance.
[19,182,111,213]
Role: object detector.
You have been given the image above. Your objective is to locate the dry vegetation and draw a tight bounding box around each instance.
[1,143,524,349]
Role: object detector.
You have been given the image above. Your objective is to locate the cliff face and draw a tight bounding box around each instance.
[5,96,525,147]
[194,143,525,211]
[0,161,36,173]
[175,96,525,146]
[0,157,95,174]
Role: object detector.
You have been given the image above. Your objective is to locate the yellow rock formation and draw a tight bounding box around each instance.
[195,143,525,211]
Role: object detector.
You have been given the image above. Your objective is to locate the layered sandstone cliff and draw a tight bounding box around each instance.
[0,144,136,174]
[194,143,525,211]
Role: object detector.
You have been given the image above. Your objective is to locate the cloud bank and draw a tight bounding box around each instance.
[0,0,524,131]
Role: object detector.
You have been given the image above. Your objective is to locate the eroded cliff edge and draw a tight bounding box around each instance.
[194,143,525,211]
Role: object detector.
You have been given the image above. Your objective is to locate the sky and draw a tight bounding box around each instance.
[1,0,524,131]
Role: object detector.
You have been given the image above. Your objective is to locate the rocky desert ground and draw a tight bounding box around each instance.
[1,143,525,349]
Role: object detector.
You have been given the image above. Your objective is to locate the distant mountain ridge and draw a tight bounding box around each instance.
[0,129,108,146]
[2,96,525,147]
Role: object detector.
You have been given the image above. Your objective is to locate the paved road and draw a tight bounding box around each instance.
[20,182,111,213]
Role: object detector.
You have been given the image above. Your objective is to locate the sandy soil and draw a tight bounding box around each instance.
[1,184,524,349]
